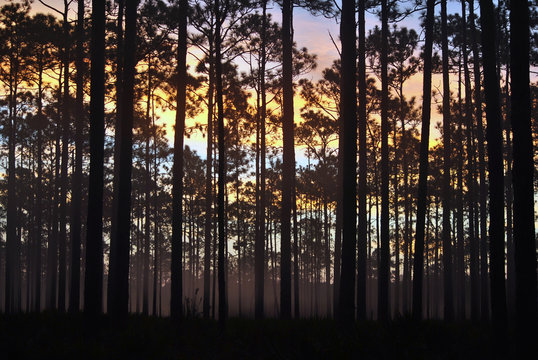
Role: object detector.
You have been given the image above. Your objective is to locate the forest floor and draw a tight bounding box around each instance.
[0,313,515,359]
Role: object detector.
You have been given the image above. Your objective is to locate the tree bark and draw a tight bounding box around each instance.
[203,26,214,319]
[108,0,138,319]
[68,0,84,314]
[171,0,188,321]
[280,0,294,320]
[143,60,152,316]
[108,0,124,314]
[337,0,357,323]
[84,0,105,315]
[378,0,390,322]
[461,0,479,322]
[469,0,490,321]
[440,0,454,321]
[509,0,537,350]
[479,0,507,331]
[356,0,367,322]
[215,0,227,324]
[412,0,434,321]
[255,0,267,320]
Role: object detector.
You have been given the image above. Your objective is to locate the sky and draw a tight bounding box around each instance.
[29,0,474,164]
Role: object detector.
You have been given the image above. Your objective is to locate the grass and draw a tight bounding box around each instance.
[0,313,506,359]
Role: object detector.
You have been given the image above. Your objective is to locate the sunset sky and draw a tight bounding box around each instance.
[31,0,466,163]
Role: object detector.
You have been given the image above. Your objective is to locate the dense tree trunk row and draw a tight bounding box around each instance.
[0,1,535,333]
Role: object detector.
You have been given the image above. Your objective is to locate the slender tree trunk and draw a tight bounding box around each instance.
[479,0,507,335]
[378,0,390,322]
[260,21,268,318]
[108,0,124,313]
[84,0,105,315]
[69,0,84,314]
[338,0,357,323]
[212,145,217,319]
[6,69,19,313]
[47,97,62,311]
[412,0,434,321]
[469,0,489,321]
[461,0,479,322]
[509,0,537,352]
[143,61,152,316]
[236,177,242,316]
[57,0,71,314]
[203,28,214,319]
[214,0,227,324]
[255,0,267,320]
[440,0,454,321]
[504,64,515,320]
[34,57,46,312]
[171,0,188,321]
[356,0,367,321]
[335,110,343,317]
[456,58,466,320]
[393,114,400,316]
[152,133,159,316]
[293,186,300,317]
[109,0,138,319]
[323,194,330,317]
[280,0,294,320]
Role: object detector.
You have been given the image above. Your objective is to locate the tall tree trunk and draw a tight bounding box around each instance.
[510,0,537,353]
[152,120,159,316]
[69,0,84,314]
[6,66,19,314]
[214,0,227,324]
[412,0,434,321]
[58,0,71,313]
[504,65,515,320]
[378,0,390,322]
[47,94,62,311]
[255,0,267,320]
[34,61,44,313]
[203,27,214,319]
[479,0,507,332]
[84,0,105,315]
[456,59,466,320]
[108,0,124,313]
[212,145,217,319]
[440,0,454,321]
[293,187,300,317]
[469,0,489,321]
[335,111,343,317]
[393,113,400,316]
[338,0,357,323]
[280,0,294,320]
[461,0,479,322]
[323,194,330,316]
[356,0,367,321]
[171,0,188,321]
[109,0,138,318]
[143,61,152,316]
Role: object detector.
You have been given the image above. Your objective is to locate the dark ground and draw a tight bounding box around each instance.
[0,313,511,359]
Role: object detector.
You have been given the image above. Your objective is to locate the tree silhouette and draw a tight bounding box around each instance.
[84,0,105,316]
[108,0,138,319]
[510,0,538,354]
[441,0,454,322]
[337,0,357,323]
[412,0,435,322]
[68,0,84,314]
[378,0,390,322]
[171,0,188,321]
